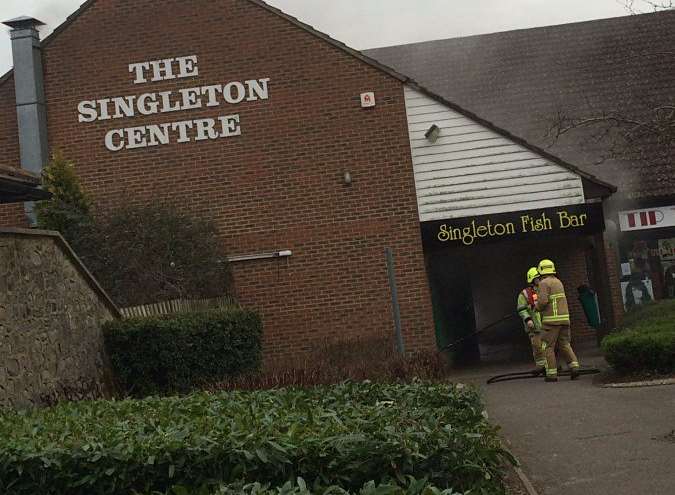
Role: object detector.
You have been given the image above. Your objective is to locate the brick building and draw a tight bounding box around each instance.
[0,0,620,364]
[366,9,675,315]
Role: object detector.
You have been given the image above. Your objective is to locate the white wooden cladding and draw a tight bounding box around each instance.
[404,86,585,221]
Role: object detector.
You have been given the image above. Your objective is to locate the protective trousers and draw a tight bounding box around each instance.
[541,323,580,377]
[528,332,546,369]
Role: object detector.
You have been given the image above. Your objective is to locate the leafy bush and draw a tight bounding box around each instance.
[79,204,233,307]
[143,477,468,494]
[35,155,234,307]
[217,335,449,391]
[104,309,262,396]
[0,382,512,495]
[602,300,675,374]
[35,151,93,245]
[602,327,675,374]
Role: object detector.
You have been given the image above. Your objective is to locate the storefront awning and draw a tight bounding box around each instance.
[0,165,51,204]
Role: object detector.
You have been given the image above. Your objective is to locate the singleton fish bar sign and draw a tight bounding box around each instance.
[76,55,270,151]
[421,204,605,248]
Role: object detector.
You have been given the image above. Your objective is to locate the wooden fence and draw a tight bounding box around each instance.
[119,296,238,319]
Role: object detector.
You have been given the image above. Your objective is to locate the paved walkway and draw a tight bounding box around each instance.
[457,349,675,495]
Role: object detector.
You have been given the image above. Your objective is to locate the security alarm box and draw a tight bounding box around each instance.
[360,92,376,108]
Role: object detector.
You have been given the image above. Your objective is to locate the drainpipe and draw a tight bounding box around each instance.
[3,16,48,224]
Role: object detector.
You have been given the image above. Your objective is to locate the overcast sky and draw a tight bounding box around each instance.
[0,0,650,74]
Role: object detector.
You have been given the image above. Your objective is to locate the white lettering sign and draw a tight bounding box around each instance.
[79,55,270,151]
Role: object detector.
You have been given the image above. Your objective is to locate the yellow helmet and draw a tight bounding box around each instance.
[538,259,556,276]
[527,267,540,284]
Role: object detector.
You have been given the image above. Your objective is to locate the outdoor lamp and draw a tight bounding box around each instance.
[425,124,440,143]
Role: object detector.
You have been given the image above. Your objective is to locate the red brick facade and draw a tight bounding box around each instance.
[0,0,627,365]
[0,74,24,228]
[0,0,436,361]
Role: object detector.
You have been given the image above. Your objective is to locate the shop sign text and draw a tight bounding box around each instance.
[421,204,604,248]
[76,55,270,152]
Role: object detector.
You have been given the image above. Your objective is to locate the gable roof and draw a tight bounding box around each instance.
[0,0,614,196]
[365,10,675,201]
[0,0,410,87]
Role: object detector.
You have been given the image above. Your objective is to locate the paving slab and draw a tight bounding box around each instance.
[457,351,675,495]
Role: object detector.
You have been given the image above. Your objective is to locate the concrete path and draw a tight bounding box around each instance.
[457,350,675,495]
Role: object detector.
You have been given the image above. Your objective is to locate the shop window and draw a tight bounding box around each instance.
[619,237,675,310]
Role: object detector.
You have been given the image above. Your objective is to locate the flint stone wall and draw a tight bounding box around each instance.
[0,228,119,408]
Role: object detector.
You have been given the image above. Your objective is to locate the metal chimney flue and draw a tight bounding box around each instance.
[3,16,48,176]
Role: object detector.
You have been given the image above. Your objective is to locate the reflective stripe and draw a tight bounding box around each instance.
[541,289,570,323]
[570,361,580,368]
[542,315,570,323]
[546,369,558,376]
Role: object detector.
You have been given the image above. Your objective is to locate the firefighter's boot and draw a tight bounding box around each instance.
[532,367,546,377]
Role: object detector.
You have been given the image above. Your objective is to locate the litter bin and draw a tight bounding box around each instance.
[577,285,601,329]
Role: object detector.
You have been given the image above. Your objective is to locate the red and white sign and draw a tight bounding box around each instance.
[360,92,376,108]
[619,206,675,231]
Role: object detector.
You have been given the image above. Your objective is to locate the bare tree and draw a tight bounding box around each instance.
[546,3,674,170]
[621,0,673,14]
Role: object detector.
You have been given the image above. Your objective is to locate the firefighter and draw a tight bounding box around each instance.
[535,259,580,382]
[517,267,546,375]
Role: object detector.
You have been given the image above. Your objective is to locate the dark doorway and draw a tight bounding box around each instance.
[426,252,480,365]
[425,238,582,365]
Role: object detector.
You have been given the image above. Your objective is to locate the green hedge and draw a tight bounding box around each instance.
[602,328,675,374]
[0,382,511,495]
[141,477,467,494]
[602,300,675,374]
[104,309,262,396]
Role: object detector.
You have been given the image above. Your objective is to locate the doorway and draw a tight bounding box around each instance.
[426,238,576,365]
[426,252,480,365]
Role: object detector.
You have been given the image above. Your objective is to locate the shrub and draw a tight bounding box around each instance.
[143,477,469,494]
[217,350,449,391]
[79,204,234,307]
[602,300,675,374]
[36,156,234,308]
[0,382,511,495]
[35,151,93,246]
[214,334,449,391]
[602,327,675,374]
[104,309,262,396]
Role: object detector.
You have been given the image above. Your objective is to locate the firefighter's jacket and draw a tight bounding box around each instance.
[517,287,541,333]
[535,275,571,325]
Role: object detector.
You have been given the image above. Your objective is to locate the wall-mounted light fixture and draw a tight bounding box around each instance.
[425,124,441,143]
[343,171,352,185]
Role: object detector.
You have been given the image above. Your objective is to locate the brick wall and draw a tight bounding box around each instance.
[0,74,27,228]
[0,75,20,167]
[0,0,436,361]
[604,236,625,327]
[0,202,27,228]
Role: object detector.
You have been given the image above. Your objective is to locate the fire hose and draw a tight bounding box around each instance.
[486,367,600,384]
[438,313,517,353]
[437,313,601,384]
